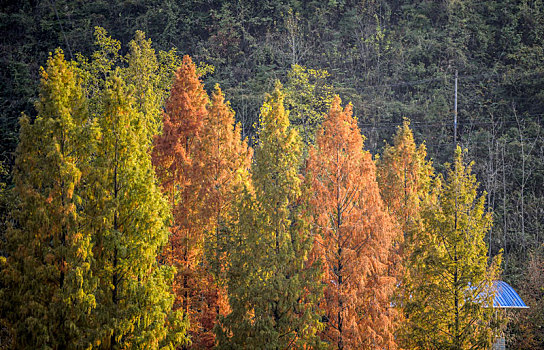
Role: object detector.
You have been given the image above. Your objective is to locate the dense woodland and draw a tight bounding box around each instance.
[0,0,543,349]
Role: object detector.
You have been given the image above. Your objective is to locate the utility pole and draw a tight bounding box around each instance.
[454,70,458,146]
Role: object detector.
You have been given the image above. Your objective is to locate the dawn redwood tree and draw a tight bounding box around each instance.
[77,29,189,347]
[215,178,257,349]
[88,73,187,349]
[152,55,210,347]
[1,29,188,349]
[377,119,434,237]
[124,30,166,139]
[404,146,502,349]
[376,120,434,343]
[0,50,96,349]
[78,28,180,144]
[195,85,252,347]
[307,96,399,349]
[218,82,323,349]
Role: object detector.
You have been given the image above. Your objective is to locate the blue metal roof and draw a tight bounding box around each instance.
[492,281,528,309]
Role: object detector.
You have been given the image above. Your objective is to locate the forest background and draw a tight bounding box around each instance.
[0,0,543,348]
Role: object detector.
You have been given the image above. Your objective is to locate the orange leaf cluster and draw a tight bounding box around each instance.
[152,56,250,348]
[307,96,399,349]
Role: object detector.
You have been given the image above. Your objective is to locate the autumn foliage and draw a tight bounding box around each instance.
[1,37,187,349]
[152,55,209,347]
[377,120,433,234]
[307,96,399,349]
[0,50,94,348]
[376,120,434,339]
[194,85,252,346]
[1,37,505,349]
[152,56,251,348]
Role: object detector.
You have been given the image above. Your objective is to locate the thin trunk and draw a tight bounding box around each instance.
[502,143,507,261]
[182,137,190,350]
[171,185,175,266]
[515,105,528,252]
[453,164,460,349]
[215,214,221,317]
[60,130,66,289]
[112,134,119,349]
[336,175,344,350]
[519,124,526,246]
[487,120,496,257]
[183,241,189,315]
[59,130,67,350]
[181,236,188,350]
[454,247,459,349]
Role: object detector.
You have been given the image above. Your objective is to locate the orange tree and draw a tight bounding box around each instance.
[307,96,399,349]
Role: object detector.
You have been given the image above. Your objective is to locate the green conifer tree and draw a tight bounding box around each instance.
[218,82,323,349]
[124,30,168,139]
[0,50,96,349]
[88,73,187,349]
[404,146,502,349]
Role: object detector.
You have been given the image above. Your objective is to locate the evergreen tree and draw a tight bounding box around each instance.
[79,27,179,134]
[0,50,95,349]
[124,30,180,139]
[219,82,323,349]
[307,96,398,349]
[88,73,187,349]
[0,28,189,349]
[404,146,502,349]
[215,179,256,349]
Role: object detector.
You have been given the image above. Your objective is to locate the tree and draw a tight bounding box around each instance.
[88,73,187,349]
[195,85,252,347]
[0,50,95,349]
[284,64,334,148]
[0,30,189,349]
[376,119,434,343]
[218,82,323,349]
[124,30,183,139]
[79,27,180,136]
[508,245,544,349]
[404,146,502,349]
[377,119,434,236]
[307,96,398,349]
[152,54,209,348]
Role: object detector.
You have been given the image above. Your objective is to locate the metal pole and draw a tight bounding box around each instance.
[454,70,458,146]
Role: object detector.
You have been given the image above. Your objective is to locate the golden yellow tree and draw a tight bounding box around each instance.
[404,146,501,349]
[218,83,323,349]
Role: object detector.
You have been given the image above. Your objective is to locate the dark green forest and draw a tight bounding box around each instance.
[1,0,543,348]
